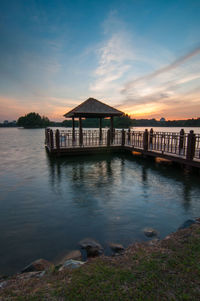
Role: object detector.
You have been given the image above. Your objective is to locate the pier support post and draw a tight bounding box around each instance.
[179,129,185,155]
[149,128,153,149]
[186,130,196,161]
[45,128,49,145]
[99,117,102,143]
[143,129,149,151]
[110,116,114,144]
[107,129,111,147]
[55,129,60,150]
[79,117,83,146]
[121,129,125,146]
[49,129,54,150]
[72,117,75,143]
[128,128,131,144]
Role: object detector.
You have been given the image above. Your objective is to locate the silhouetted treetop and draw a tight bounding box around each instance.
[17,112,50,128]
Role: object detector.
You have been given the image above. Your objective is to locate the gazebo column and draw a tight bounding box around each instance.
[99,117,102,143]
[72,117,75,142]
[79,117,83,146]
[110,116,114,144]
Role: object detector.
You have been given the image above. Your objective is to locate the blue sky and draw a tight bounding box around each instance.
[0,0,200,121]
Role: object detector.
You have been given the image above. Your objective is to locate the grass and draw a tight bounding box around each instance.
[1,224,200,300]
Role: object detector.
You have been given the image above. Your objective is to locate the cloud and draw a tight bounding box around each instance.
[122,46,200,94]
[88,10,200,119]
[90,32,134,94]
[0,94,79,122]
[117,44,200,119]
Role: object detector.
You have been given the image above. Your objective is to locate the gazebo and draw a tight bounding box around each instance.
[64,97,124,144]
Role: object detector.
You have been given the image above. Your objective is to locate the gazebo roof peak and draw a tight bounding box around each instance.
[64,97,124,118]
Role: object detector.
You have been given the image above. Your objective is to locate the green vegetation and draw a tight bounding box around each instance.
[1,113,200,128]
[47,116,200,128]
[62,114,132,128]
[17,112,50,128]
[1,224,200,300]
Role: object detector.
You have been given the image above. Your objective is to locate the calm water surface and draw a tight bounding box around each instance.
[0,127,200,275]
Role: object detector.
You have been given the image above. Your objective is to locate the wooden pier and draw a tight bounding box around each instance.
[45,128,200,168]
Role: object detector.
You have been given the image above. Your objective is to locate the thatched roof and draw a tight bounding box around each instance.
[64,98,124,118]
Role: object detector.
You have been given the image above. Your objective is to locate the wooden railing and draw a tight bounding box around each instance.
[45,128,200,162]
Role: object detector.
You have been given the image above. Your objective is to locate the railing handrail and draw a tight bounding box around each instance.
[45,128,200,161]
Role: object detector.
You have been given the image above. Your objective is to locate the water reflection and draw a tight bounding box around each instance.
[46,152,199,213]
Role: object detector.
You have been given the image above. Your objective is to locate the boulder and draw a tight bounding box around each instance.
[0,281,7,289]
[18,271,46,279]
[109,243,125,253]
[21,259,53,273]
[85,246,103,257]
[143,228,158,238]
[148,238,159,246]
[60,250,82,263]
[79,238,103,249]
[79,238,103,257]
[59,259,85,271]
[178,219,196,230]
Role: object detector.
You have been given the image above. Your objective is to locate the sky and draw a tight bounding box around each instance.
[0,0,200,122]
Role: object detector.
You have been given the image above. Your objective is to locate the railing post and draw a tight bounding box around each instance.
[149,128,153,149]
[72,117,75,143]
[79,131,83,146]
[107,129,111,147]
[99,117,102,144]
[143,129,149,151]
[179,129,185,155]
[45,128,49,145]
[121,129,125,146]
[128,128,131,144]
[186,130,196,161]
[55,129,60,149]
[49,129,54,150]
[79,117,83,146]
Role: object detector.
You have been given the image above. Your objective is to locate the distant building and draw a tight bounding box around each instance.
[160,117,166,122]
[3,120,9,124]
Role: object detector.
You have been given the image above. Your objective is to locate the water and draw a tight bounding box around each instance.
[0,127,200,275]
[132,126,200,133]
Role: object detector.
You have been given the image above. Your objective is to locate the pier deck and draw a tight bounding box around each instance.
[45,128,200,168]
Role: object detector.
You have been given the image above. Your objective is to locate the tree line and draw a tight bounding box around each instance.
[1,112,200,128]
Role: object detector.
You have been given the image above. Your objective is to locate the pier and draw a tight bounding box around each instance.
[45,98,200,168]
[45,128,200,168]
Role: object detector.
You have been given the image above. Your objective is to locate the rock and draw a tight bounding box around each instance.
[59,259,85,271]
[109,243,125,253]
[21,259,53,273]
[17,271,46,280]
[143,228,158,238]
[85,246,103,257]
[60,250,82,263]
[79,238,103,249]
[178,219,196,230]
[148,238,159,246]
[79,238,103,257]
[0,281,7,289]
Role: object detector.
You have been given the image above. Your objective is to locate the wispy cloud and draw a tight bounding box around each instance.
[89,11,137,102]
[122,46,200,94]
[88,11,200,119]
[90,32,134,94]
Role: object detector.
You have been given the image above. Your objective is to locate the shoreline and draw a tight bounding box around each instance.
[1,218,200,299]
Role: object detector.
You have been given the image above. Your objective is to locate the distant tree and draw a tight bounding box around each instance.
[114,114,133,128]
[17,112,50,128]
